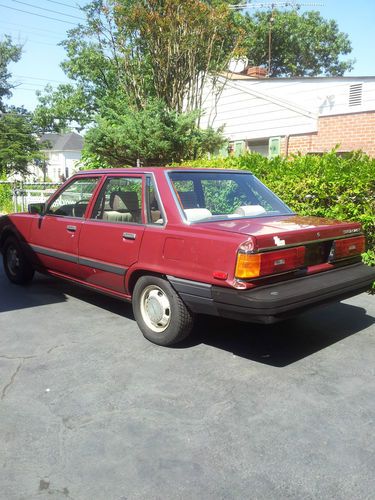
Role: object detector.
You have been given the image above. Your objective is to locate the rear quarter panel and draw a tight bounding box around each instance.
[128,222,244,290]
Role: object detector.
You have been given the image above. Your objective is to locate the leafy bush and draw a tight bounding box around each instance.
[0,179,13,214]
[175,151,375,289]
[176,151,374,244]
[82,98,225,167]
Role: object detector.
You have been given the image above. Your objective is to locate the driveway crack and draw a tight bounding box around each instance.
[0,354,36,360]
[1,361,23,400]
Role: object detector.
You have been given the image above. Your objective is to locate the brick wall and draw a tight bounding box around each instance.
[282,111,375,156]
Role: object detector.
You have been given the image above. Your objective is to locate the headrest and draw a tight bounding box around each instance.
[184,208,212,222]
[234,205,266,216]
[109,191,139,211]
[110,191,127,210]
[121,191,139,211]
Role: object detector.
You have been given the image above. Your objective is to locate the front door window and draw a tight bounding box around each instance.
[47,177,100,218]
[29,176,100,277]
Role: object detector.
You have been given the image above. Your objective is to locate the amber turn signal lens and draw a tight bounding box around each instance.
[235,246,305,279]
[235,253,261,279]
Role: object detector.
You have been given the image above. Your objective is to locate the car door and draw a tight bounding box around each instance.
[29,176,101,278]
[77,175,146,294]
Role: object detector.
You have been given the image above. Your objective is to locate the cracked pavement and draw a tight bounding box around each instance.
[0,265,374,500]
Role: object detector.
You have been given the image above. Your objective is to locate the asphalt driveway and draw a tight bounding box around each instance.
[0,266,374,500]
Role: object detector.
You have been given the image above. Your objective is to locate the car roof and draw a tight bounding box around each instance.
[74,167,252,175]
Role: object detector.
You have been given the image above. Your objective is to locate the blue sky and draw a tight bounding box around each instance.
[1,0,375,111]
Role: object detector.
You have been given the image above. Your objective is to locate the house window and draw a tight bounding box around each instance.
[247,139,268,157]
[234,141,246,157]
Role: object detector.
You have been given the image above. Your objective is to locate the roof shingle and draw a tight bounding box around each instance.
[39,132,83,151]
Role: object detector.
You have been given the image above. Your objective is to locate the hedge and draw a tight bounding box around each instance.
[0,180,13,214]
[1,152,373,287]
[175,151,375,287]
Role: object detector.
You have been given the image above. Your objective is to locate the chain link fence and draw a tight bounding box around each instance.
[0,181,62,214]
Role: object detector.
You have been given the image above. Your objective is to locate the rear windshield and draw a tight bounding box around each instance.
[168,171,293,222]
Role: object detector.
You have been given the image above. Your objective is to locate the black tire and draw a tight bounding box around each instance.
[3,237,34,285]
[132,275,194,346]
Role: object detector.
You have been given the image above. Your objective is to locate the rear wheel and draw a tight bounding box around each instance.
[132,275,194,346]
[3,237,34,285]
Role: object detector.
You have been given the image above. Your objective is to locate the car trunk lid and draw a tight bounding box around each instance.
[196,214,363,268]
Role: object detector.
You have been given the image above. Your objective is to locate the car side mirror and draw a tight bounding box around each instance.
[28,202,45,215]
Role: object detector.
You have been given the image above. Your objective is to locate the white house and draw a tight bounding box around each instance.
[201,71,375,157]
[29,132,83,182]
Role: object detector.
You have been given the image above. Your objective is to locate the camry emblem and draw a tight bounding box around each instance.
[316,232,321,238]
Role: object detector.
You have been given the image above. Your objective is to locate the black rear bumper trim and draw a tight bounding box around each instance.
[168,264,375,323]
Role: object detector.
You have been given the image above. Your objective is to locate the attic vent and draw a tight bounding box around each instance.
[349,83,363,106]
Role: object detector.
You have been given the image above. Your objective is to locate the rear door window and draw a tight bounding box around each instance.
[91,176,143,224]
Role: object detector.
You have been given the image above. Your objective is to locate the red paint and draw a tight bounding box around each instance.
[0,167,365,297]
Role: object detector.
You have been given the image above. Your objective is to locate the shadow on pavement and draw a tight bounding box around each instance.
[0,272,69,313]
[0,270,134,319]
[1,269,373,367]
[184,302,374,367]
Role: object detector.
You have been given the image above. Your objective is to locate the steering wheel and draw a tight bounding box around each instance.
[73,200,88,217]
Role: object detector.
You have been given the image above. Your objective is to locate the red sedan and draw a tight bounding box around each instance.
[1,168,374,345]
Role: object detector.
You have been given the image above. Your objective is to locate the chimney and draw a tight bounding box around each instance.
[243,66,268,78]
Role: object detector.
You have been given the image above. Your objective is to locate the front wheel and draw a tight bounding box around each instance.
[132,276,194,346]
[3,237,34,285]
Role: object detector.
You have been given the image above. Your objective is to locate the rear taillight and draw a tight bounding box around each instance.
[235,245,305,279]
[330,236,365,261]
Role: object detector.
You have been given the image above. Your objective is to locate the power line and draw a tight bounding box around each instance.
[12,0,85,21]
[1,29,63,42]
[13,80,67,88]
[0,3,79,25]
[11,87,41,91]
[20,39,61,47]
[0,19,67,36]
[1,26,64,40]
[229,1,323,10]
[46,0,82,11]
[15,82,56,87]
[13,74,67,84]
[0,33,62,46]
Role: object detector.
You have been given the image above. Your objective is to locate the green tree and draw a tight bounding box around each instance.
[0,107,42,176]
[242,9,354,77]
[0,36,41,177]
[34,0,245,165]
[83,97,224,167]
[0,35,22,109]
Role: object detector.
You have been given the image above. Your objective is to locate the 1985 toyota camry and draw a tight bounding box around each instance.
[1,168,374,346]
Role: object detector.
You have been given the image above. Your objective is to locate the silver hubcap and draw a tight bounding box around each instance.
[7,246,20,276]
[140,285,171,333]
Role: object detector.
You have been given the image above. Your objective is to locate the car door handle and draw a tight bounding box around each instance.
[66,225,77,232]
[123,232,136,240]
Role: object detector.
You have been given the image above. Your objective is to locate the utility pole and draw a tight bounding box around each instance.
[268,7,275,76]
[229,1,323,77]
